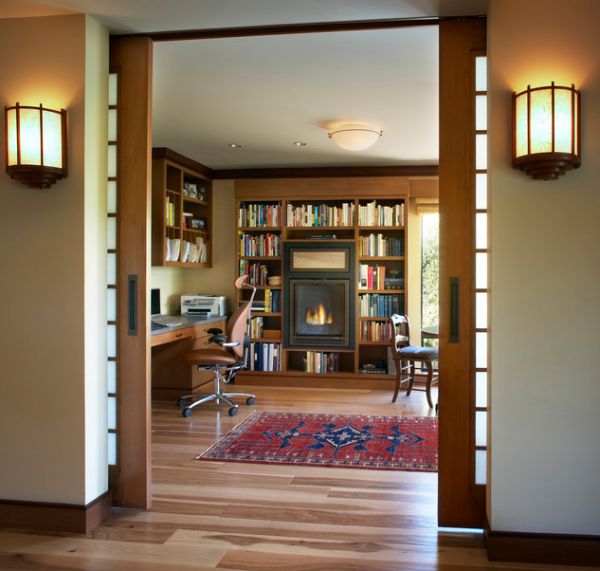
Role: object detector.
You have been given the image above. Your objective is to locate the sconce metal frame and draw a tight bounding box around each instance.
[5,102,68,189]
[512,83,580,180]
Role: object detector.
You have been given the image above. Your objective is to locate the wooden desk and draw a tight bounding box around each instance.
[151,317,226,401]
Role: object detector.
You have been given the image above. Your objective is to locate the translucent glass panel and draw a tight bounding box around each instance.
[475,56,487,92]
[475,450,487,485]
[515,92,529,157]
[476,371,488,408]
[108,73,118,106]
[107,253,117,285]
[107,216,117,250]
[108,144,117,178]
[475,411,487,447]
[475,213,487,249]
[107,396,117,430]
[107,324,117,358]
[475,331,488,369]
[107,288,116,322]
[107,181,117,214]
[108,432,117,466]
[555,88,575,153]
[475,252,488,289]
[108,109,117,142]
[17,108,41,164]
[475,173,487,210]
[475,292,488,329]
[107,360,117,394]
[530,88,553,154]
[475,95,487,131]
[475,134,487,170]
[42,111,63,168]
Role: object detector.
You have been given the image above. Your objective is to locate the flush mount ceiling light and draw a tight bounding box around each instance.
[5,102,68,189]
[328,123,382,151]
[228,143,242,148]
[513,82,581,180]
[293,141,307,147]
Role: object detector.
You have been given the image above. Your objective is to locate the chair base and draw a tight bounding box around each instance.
[178,365,255,417]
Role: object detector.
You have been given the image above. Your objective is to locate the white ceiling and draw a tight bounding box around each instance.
[0,0,488,169]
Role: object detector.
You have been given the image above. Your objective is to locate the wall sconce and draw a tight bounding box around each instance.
[5,102,68,189]
[512,83,580,180]
[328,123,382,151]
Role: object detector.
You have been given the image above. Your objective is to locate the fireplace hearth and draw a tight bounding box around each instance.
[284,243,355,349]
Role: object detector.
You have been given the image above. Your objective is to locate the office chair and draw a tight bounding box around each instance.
[178,275,257,417]
[389,314,439,409]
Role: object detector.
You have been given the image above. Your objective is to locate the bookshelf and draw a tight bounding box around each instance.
[151,148,212,268]
[234,180,410,388]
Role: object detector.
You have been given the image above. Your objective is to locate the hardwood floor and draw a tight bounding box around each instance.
[0,385,589,570]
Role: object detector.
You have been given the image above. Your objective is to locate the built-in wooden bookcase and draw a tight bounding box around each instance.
[152,148,212,268]
[234,178,414,389]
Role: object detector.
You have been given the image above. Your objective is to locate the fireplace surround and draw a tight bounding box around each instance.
[284,242,355,349]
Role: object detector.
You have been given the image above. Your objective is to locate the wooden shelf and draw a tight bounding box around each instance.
[236,192,408,389]
[239,256,282,260]
[152,148,212,268]
[238,226,282,232]
[358,289,405,294]
[358,225,405,230]
[358,256,405,261]
[251,285,282,290]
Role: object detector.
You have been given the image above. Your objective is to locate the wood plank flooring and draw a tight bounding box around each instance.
[0,386,591,570]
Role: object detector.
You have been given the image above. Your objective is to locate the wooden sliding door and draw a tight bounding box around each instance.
[438,18,487,527]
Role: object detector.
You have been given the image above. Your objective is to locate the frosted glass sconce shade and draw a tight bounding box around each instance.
[5,102,68,188]
[513,83,580,180]
[328,124,382,151]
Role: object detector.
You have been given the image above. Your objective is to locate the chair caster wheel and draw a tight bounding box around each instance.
[228,406,238,416]
[177,398,186,408]
[246,397,255,405]
[182,408,192,418]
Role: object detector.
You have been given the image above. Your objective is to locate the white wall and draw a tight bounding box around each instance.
[0,15,108,505]
[489,0,600,534]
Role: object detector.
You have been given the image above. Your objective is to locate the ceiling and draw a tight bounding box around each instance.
[1,0,489,169]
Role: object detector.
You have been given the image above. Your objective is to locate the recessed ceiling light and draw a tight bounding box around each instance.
[293,141,307,147]
[228,143,242,148]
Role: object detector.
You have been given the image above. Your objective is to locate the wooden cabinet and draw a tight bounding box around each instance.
[234,178,411,389]
[151,147,212,268]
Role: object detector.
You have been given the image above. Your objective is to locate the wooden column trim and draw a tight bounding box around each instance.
[110,36,153,509]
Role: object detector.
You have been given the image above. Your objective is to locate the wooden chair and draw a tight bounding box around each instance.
[389,314,438,408]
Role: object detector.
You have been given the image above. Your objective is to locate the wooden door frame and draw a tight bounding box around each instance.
[111,18,487,525]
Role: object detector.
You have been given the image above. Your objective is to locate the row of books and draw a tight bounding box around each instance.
[361,320,393,342]
[358,201,405,227]
[248,342,281,371]
[239,233,281,257]
[165,237,207,263]
[239,261,269,285]
[250,288,281,313]
[304,351,340,373]
[359,264,395,290]
[238,203,281,228]
[286,202,355,227]
[359,293,404,317]
[359,234,404,257]
[249,316,264,338]
[165,197,177,226]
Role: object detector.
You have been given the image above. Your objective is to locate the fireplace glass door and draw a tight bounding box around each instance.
[289,279,349,347]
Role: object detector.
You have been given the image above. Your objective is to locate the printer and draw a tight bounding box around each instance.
[180,294,228,317]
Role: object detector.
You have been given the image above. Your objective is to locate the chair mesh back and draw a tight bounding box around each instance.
[225,302,252,359]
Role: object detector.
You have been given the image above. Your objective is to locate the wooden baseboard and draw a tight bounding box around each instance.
[0,490,112,534]
[485,528,600,567]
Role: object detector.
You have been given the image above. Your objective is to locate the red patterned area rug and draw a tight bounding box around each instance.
[197,412,438,471]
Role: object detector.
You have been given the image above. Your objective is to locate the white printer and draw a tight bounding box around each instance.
[180,294,228,317]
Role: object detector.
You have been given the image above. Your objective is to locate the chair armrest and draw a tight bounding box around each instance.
[208,334,227,345]
[221,341,240,348]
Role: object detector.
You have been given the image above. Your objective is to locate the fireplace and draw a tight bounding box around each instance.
[284,242,355,349]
